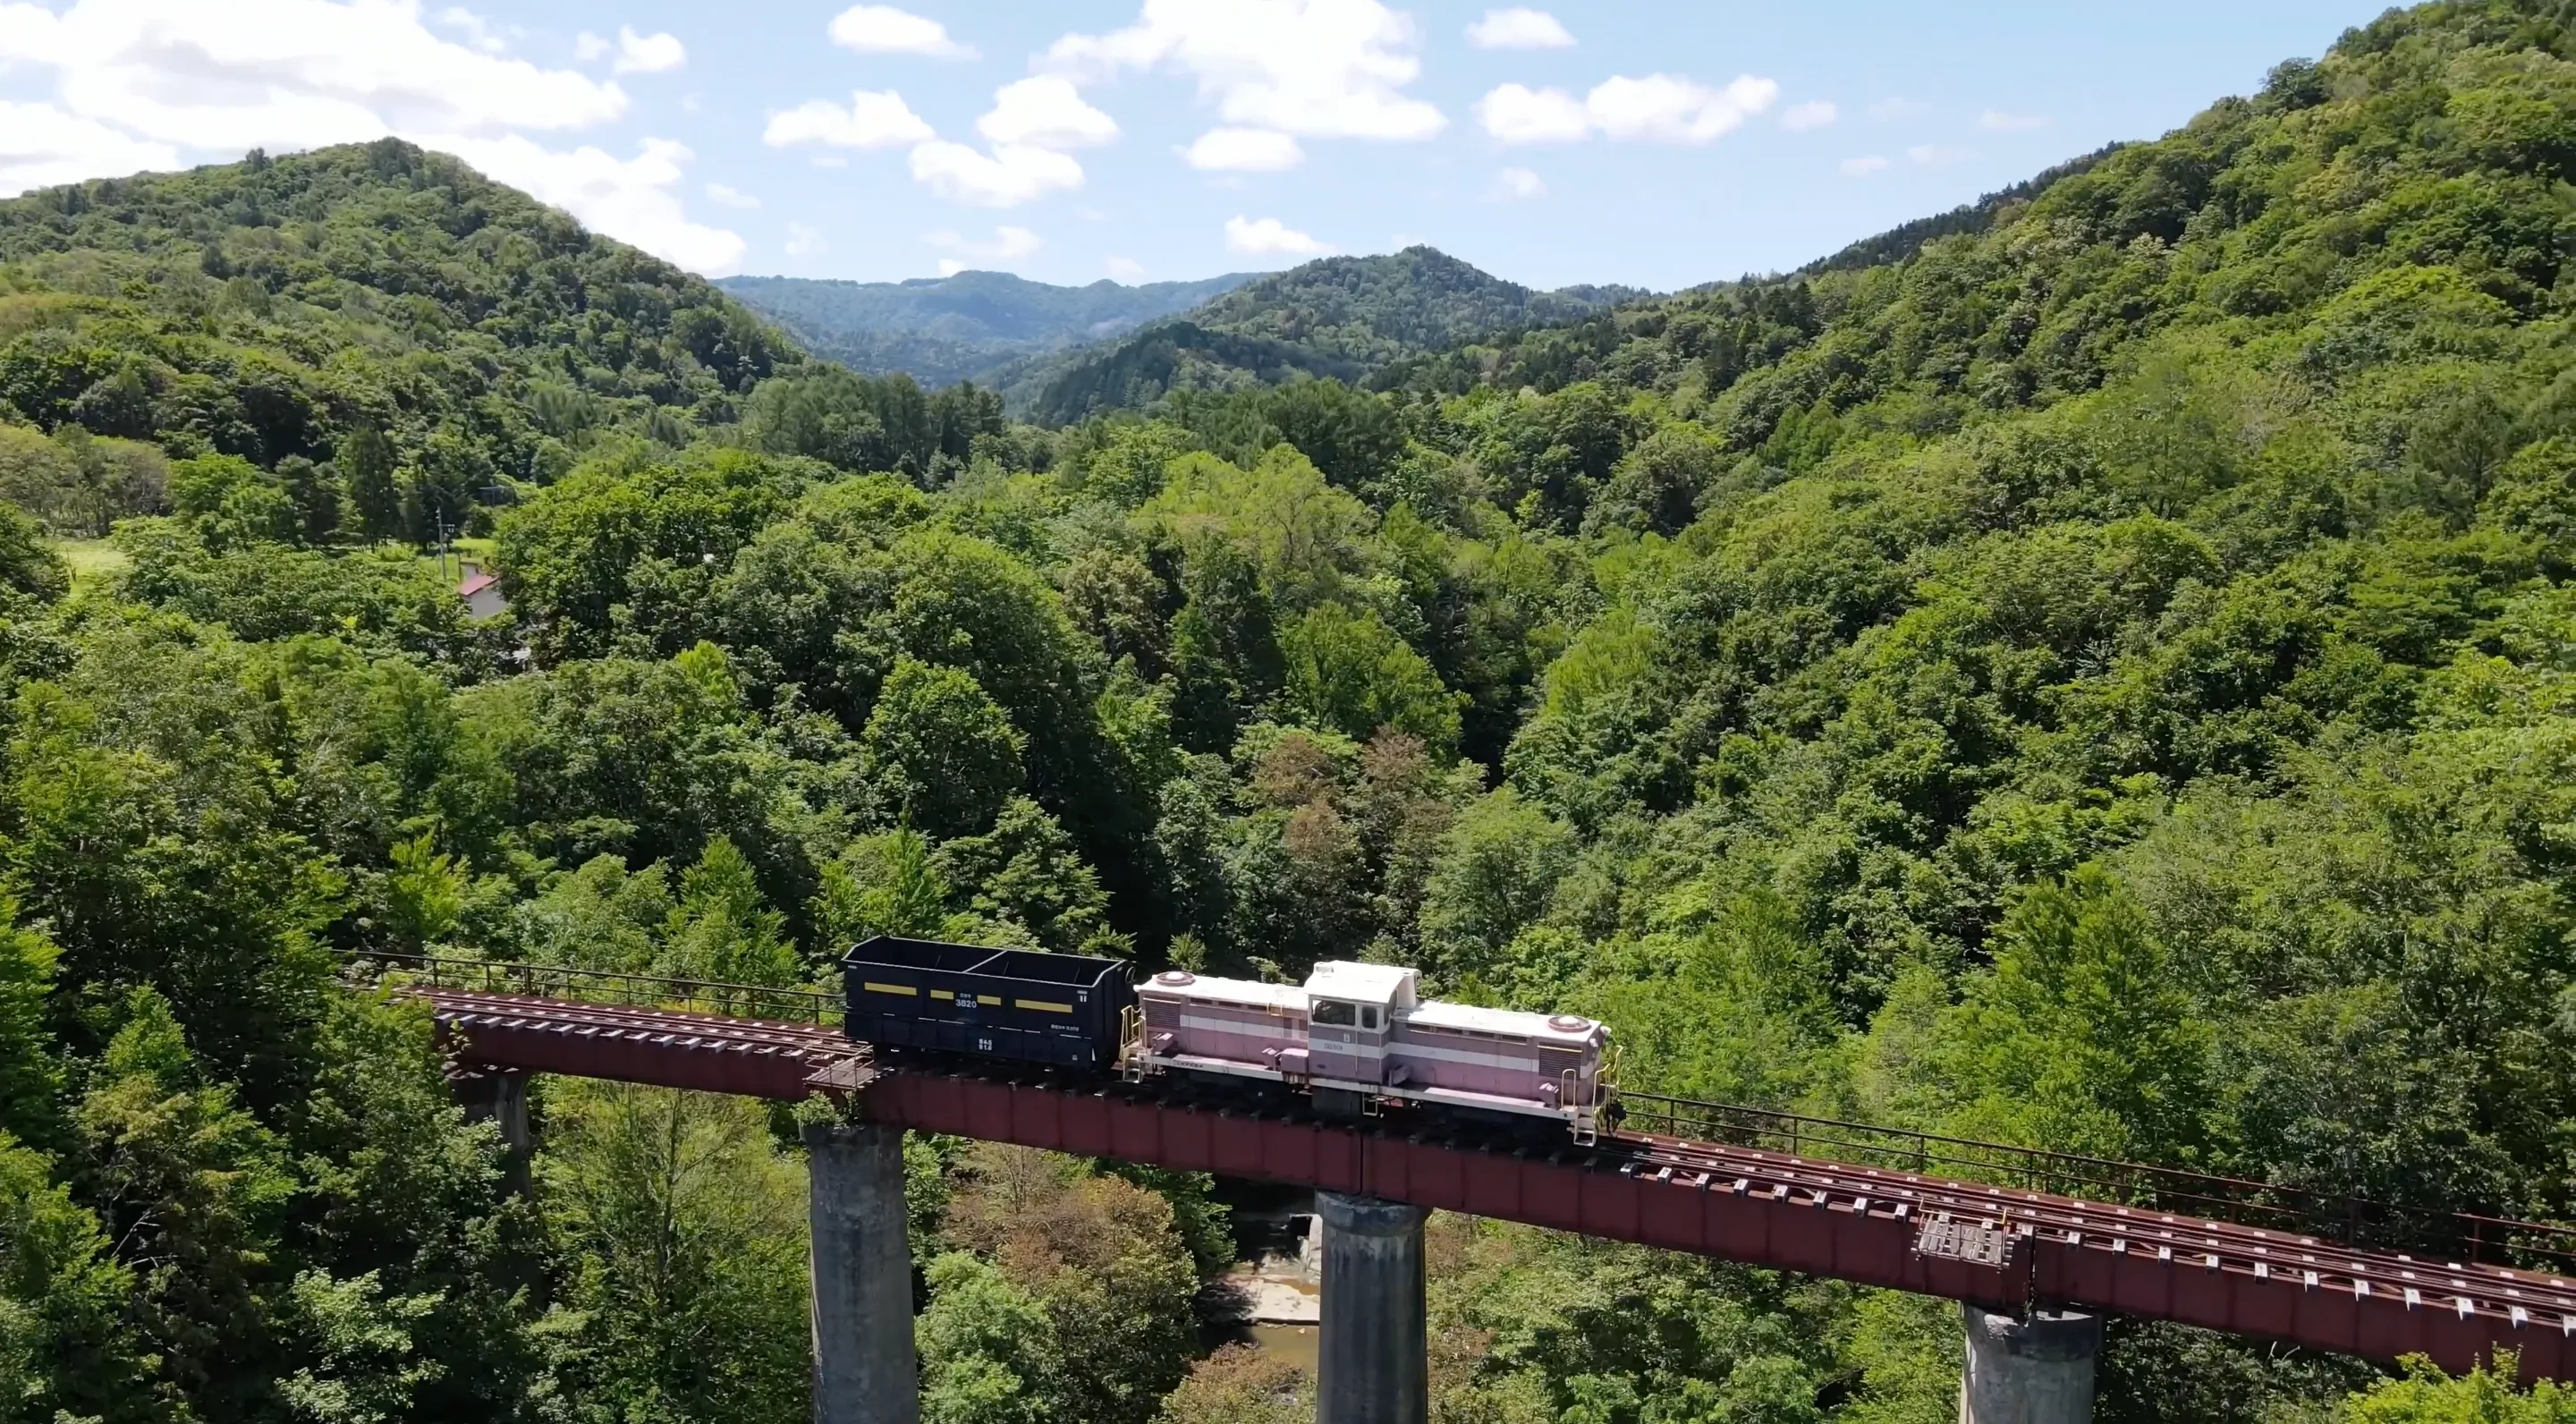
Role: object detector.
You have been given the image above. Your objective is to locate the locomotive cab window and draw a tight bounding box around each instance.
[1359,1005,1380,1030]
[1312,1000,1355,1026]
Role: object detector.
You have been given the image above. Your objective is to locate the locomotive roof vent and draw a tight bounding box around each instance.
[1154,971,1198,987]
[1548,1014,1592,1032]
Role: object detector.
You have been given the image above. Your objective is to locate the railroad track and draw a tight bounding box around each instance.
[1615,1130,2576,1333]
[417,988,872,1099]
[393,965,2576,1356]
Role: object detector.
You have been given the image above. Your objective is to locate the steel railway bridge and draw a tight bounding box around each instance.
[369,955,2576,1424]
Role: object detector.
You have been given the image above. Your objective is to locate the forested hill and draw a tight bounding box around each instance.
[0,139,1014,543]
[1794,141,2125,276]
[0,139,809,535]
[1021,246,1645,422]
[0,140,806,451]
[716,268,1258,388]
[7,4,2576,1423]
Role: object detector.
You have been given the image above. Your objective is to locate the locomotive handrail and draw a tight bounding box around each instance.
[1616,1089,2576,1273]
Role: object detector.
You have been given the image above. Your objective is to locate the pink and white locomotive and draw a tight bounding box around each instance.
[1122,961,1618,1142]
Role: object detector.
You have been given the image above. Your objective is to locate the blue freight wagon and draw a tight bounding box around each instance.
[840,936,1134,1068]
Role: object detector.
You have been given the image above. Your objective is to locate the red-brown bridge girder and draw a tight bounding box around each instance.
[419,987,2576,1380]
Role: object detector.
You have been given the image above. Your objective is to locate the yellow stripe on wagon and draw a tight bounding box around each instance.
[929,989,954,1000]
[861,981,919,996]
[1015,998,1074,1013]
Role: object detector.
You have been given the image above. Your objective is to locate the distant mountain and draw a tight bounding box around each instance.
[1019,247,1651,424]
[715,268,1258,388]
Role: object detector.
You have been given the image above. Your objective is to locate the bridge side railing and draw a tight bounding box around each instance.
[1618,1090,2576,1275]
[349,952,845,1029]
[345,954,2576,1276]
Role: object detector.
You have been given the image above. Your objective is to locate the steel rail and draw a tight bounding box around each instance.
[1612,1131,2576,1325]
[356,952,844,1026]
[414,989,852,1050]
[356,954,2576,1280]
[393,975,2576,1374]
[1619,1091,2576,1274]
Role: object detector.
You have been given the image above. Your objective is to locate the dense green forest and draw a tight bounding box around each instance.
[716,269,1259,390]
[8,1,2576,1422]
[1022,248,1647,424]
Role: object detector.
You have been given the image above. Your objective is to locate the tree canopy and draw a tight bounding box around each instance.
[10,3,2576,1420]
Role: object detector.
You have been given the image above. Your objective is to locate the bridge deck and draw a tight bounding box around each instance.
[413,981,2576,1379]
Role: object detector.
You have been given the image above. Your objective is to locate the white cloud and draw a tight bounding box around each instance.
[860,76,1118,212]
[704,182,759,208]
[435,7,511,54]
[1908,143,1971,165]
[764,91,936,149]
[828,4,973,58]
[937,259,967,276]
[613,26,684,75]
[0,99,181,192]
[444,134,746,273]
[1183,126,1303,171]
[1979,109,2049,132]
[910,141,1084,207]
[1224,213,1330,257]
[0,0,748,274]
[1839,154,1889,176]
[1466,7,1572,49]
[1478,73,1777,146]
[1106,255,1147,280]
[978,76,1118,149]
[0,0,630,152]
[927,224,1044,260]
[1780,100,1835,131]
[1588,74,1778,142]
[574,30,608,61]
[1044,0,1444,141]
[1487,165,1544,200]
[785,221,826,256]
[1473,84,1589,144]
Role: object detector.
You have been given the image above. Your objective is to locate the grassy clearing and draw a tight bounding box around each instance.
[417,536,496,581]
[54,538,129,593]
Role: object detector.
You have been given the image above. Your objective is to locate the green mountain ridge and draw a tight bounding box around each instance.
[6,4,2576,1422]
[0,136,812,539]
[715,267,1260,389]
[1020,246,1651,423]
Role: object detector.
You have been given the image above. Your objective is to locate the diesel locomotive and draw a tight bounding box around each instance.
[840,936,1619,1143]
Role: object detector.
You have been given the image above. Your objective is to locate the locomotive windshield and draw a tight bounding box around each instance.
[1311,1000,1355,1026]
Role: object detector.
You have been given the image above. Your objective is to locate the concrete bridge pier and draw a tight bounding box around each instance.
[455,1069,530,1196]
[1961,1304,2101,1424]
[1317,1191,1428,1424]
[805,1121,919,1424]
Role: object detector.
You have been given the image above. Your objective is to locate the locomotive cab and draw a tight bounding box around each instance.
[1301,962,1415,1086]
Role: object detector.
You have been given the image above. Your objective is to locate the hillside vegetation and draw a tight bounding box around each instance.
[1023,247,1645,422]
[716,267,1258,388]
[0,140,801,531]
[4,4,2576,1424]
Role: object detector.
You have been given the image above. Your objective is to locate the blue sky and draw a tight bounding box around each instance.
[0,1,2383,291]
